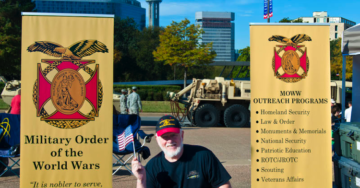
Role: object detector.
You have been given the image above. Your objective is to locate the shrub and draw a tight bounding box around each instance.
[137,90,148,101]
[154,92,163,101]
[113,85,181,101]
[146,90,154,101]
[162,91,170,101]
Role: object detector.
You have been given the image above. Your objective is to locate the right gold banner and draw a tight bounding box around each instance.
[250,24,331,187]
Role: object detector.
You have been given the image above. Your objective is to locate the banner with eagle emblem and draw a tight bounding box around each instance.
[20,13,113,187]
[250,24,331,188]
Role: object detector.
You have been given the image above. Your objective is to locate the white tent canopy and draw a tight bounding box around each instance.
[342,24,360,122]
[342,24,360,55]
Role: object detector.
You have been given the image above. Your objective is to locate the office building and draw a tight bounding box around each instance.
[146,0,162,27]
[195,12,235,62]
[33,0,146,30]
[296,11,356,40]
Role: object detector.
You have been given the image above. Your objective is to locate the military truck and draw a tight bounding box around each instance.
[1,80,21,108]
[167,77,251,127]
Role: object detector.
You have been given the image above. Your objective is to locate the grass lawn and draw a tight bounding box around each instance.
[0,98,9,109]
[142,101,185,113]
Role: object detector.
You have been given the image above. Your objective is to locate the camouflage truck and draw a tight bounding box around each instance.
[1,80,21,109]
[167,77,251,127]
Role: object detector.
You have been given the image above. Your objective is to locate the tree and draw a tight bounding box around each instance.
[134,27,173,81]
[113,17,140,81]
[279,17,303,23]
[0,0,35,79]
[293,18,303,23]
[232,46,250,78]
[153,19,217,88]
[330,38,352,80]
[279,17,292,23]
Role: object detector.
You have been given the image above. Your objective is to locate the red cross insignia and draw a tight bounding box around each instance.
[269,34,312,83]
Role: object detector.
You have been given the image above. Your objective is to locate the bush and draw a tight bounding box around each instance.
[113,85,181,101]
[113,85,180,92]
[163,91,170,101]
[137,90,148,101]
[146,90,155,101]
[154,92,163,101]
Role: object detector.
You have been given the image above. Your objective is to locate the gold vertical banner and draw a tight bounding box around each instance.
[21,13,114,188]
[250,24,331,187]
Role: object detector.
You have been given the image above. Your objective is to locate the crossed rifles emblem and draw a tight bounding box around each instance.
[0,118,11,142]
[159,119,175,128]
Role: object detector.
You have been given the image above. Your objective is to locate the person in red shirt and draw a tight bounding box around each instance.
[10,89,21,114]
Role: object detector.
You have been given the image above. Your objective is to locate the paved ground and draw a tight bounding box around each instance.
[0,128,251,188]
[112,126,251,188]
[0,115,251,188]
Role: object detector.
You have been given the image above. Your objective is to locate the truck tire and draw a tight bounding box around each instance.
[224,104,249,127]
[0,157,8,175]
[194,104,220,127]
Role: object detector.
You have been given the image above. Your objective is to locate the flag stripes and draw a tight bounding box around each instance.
[118,125,134,151]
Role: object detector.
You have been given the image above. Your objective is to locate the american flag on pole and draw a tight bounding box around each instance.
[118,125,134,151]
[269,0,273,18]
[263,0,268,19]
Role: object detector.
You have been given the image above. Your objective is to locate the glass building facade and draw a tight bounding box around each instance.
[195,12,235,62]
[33,0,146,30]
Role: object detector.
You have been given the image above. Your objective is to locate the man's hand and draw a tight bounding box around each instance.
[219,181,232,188]
[132,157,146,185]
[140,109,143,112]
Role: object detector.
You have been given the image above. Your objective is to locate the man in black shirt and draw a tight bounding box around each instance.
[132,115,232,188]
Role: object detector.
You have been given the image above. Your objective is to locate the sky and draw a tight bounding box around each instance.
[137,0,360,49]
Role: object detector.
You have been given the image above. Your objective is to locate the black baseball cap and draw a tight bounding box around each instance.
[156,115,181,136]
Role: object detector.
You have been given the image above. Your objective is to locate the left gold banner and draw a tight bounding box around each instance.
[21,14,114,188]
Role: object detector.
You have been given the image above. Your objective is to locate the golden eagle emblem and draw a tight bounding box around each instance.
[268,34,312,46]
[27,40,108,60]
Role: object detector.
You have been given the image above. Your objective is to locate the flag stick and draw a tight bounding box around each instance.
[132,140,136,158]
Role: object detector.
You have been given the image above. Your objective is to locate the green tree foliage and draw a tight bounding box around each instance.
[232,46,250,78]
[330,38,352,80]
[134,27,173,81]
[279,17,303,23]
[113,17,140,82]
[153,19,217,85]
[0,0,35,79]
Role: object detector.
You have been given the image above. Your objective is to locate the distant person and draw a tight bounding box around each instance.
[127,86,142,115]
[331,106,341,125]
[331,99,336,107]
[132,115,232,188]
[10,89,21,114]
[345,101,352,122]
[120,89,128,114]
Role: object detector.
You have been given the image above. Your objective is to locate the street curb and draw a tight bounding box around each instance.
[139,113,172,117]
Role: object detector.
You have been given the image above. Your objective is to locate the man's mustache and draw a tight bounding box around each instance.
[166,143,176,147]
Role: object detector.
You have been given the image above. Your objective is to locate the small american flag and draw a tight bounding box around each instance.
[118,125,134,151]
